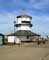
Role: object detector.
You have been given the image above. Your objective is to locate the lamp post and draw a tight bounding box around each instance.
[13,21,16,45]
[14,21,16,33]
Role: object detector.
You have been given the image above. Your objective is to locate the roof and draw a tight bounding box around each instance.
[16,13,32,19]
[8,30,40,36]
[0,33,4,36]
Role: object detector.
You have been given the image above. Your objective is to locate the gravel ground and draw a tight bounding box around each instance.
[0,46,49,60]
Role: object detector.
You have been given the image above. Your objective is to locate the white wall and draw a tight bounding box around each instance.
[26,17,31,21]
[18,25,30,30]
[8,36,32,42]
[21,17,31,21]
[8,36,15,43]
[17,18,21,24]
[8,36,21,43]
[17,26,21,30]
[17,17,31,24]
[17,17,31,31]
[17,36,32,41]
[15,37,21,43]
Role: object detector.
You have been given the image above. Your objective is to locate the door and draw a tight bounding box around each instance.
[0,36,3,45]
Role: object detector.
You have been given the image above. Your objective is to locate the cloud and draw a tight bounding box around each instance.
[31,15,49,35]
[29,0,49,9]
[0,0,49,35]
[0,11,49,35]
[0,11,17,34]
[0,0,49,16]
[0,0,49,9]
[15,0,49,15]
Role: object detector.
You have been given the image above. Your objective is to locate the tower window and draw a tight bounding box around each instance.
[22,21,31,23]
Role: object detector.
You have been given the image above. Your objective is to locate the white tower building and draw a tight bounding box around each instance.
[8,13,40,43]
[14,13,34,42]
[16,13,32,31]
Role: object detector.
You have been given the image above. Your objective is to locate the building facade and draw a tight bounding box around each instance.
[8,13,40,44]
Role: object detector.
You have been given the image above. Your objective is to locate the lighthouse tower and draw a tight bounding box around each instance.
[16,13,32,31]
[8,13,40,43]
[7,7,40,43]
[14,12,34,42]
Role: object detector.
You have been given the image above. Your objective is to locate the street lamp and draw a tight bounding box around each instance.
[13,21,16,33]
[13,21,16,45]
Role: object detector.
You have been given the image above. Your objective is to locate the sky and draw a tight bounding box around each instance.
[0,0,49,36]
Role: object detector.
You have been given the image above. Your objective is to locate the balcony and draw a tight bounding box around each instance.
[15,24,32,27]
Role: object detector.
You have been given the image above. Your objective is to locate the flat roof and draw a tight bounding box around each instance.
[17,15,32,19]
